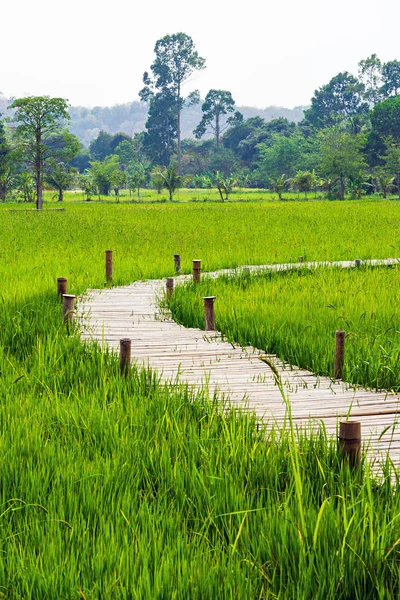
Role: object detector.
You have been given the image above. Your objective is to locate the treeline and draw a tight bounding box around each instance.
[1,39,400,206]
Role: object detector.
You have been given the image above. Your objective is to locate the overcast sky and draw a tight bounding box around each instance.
[1,0,399,109]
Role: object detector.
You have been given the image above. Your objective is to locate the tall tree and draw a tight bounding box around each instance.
[8,96,70,209]
[89,130,113,161]
[304,72,369,132]
[381,60,400,98]
[141,90,178,166]
[358,54,383,105]
[193,90,242,146]
[140,32,205,173]
[318,128,367,199]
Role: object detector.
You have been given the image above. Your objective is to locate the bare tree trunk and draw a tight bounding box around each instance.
[35,130,43,210]
[58,189,63,202]
[177,86,181,174]
[216,113,220,147]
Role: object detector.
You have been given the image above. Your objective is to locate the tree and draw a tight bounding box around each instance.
[194,90,242,146]
[358,54,382,105]
[128,164,147,200]
[214,171,237,201]
[0,117,12,201]
[318,128,367,199]
[304,72,369,131]
[45,162,74,202]
[381,60,400,98]
[153,165,182,201]
[381,138,400,198]
[256,132,306,181]
[270,174,290,200]
[370,97,400,142]
[89,131,113,161]
[292,170,314,199]
[90,155,120,197]
[8,96,71,209]
[374,170,395,198]
[140,32,205,173]
[141,90,178,166]
[114,139,136,170]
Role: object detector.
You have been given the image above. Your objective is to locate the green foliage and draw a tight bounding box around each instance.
[90,155,120,196]
[140,32,205,172]
[194,90,239,146]
[89,130,113,161]
[304,72,369,131]
[8,96,72,209]
[381,59,400,97]
[318,128,367,199]
[358,53,383,105]
[214,171,237,201]
[153,164,182,200]
[257,131,306,181]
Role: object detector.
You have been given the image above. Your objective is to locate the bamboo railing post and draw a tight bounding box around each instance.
[203,296,216,331]
[106,250,113,283]
[57,277,67,300]
[120,338,131,376]
[174,254,181,274]
[62,294,76,325]
[334,330,346,379]
[338,420,361,467]
[192,260,201,284]
[166,277,174,300]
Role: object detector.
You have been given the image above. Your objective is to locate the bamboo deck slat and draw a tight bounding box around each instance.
[78,259,400,472]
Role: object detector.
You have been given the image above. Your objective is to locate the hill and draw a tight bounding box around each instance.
[0,93,306,147]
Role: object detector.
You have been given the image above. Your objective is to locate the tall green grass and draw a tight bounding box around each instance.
[1,201,400,597]
[169,265,400,391]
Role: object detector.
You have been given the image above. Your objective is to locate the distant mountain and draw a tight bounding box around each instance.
[0,93,306,147]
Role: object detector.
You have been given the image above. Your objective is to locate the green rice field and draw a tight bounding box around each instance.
[0,199,400,598]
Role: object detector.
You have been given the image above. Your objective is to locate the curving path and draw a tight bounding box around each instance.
[78,258,400,471]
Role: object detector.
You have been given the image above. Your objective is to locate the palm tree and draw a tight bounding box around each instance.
[154,165,182,201]
[375,171,395,199]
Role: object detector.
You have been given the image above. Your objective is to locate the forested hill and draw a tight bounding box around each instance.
[69,102,305,147]
[0,93,305,147]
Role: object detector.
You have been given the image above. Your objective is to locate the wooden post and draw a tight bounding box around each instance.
[166,277,174,299]
[192,259,201,284]
[203,296,216,331]
[334,330,345,379]
[106,250,113,282]
[57,277,67,300]
[174,254,181,273]
[298,256,304,263]
[62,294,76,325]
[355,259,361,267]
[338,420,361,467]
[120,338,131,376]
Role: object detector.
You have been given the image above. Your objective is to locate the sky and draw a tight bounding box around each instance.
[1,0,399,109]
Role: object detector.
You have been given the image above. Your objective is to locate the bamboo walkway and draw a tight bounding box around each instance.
[78,258,400,471]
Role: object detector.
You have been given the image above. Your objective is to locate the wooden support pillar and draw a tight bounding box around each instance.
[334,330,345,379]
[203,296,216,331]
[120,338,131,376]
[106,250,113,282]
[338,420,361,467]
[192,259,201,284]
[62,294,76,325]
[57,277,67,300]
[166,277,174,300]
[174,254,181,274]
